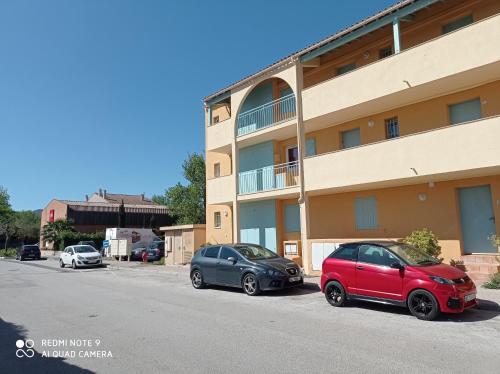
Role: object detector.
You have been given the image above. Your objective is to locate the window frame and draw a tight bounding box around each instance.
[286,145,299,164]
[203,246,221,259]
[385,116,400,139]
[357,244,399,268]
[329,244,359,262]
[379,46,393,59]
[354,196,378,231]
[448,97,482,125]
[214,163,221,178]
[219,246,239,261]
[214,211,221,229]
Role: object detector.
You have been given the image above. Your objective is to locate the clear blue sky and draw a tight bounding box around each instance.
[0,0,394,211]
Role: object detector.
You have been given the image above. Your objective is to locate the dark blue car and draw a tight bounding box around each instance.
[190,243,303,296]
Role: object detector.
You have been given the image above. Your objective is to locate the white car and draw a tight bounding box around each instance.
[59,245,103,269]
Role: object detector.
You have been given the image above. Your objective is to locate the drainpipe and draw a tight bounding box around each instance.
[294,57,311,274]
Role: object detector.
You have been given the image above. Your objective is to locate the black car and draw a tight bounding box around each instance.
[190,243,303,296]
[16,245,41,261]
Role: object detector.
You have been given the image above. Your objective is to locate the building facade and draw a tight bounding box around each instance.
[40,190,172,248]
[204,0,500,276]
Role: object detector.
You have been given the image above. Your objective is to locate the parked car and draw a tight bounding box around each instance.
[59,245,103,269]
[146,241,164,262]
[77,240,97,248]
[190,243,303,296]
[321,241,477,320]
[16,245,41,261]
[130,242,148,261]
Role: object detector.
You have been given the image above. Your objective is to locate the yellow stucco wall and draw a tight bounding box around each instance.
[206,151,232,179]
[305,80,500,155]
[211,103,231,124]
[206,204,233,244]
[303,0,500,88]
[308,175,500,262]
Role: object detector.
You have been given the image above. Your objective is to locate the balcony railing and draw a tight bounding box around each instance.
[237,94,296,137]
[238,161,299,195]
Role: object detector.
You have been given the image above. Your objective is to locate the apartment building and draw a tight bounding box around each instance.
[204,0,500,276]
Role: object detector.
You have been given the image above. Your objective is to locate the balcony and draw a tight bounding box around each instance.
[207,175,235,205]
[238,161,299,195]
[302,14,500,128]
[237,94,296,137]
[206,118,233,153]
[304,115,500,193]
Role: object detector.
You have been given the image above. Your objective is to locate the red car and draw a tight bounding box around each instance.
[321,241,477,320]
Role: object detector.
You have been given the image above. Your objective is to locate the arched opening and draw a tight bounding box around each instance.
[237,78,296,136]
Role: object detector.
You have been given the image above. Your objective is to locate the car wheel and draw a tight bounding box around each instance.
[408,289,440,321]
[59,259,65,268]
[242,273,260,296]
[19,256,24,261]
[72,260,78,270]
[191,270,205,289]
[325,281,346,307]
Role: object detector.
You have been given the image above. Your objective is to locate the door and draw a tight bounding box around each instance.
[459,185,497,253]
[216,247,241,286]
[200,246,221,283]
[354,245,404,300]
[173,230,183,264]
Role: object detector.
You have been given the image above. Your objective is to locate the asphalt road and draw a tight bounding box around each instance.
[1,257,499,374]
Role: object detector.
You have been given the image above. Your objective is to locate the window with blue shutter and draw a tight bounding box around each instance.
[284,204,301,233]
[355,197,378,230]
[449,98,481,125]
[306,138,316,156]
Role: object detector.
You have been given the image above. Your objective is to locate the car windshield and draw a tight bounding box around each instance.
[387,243,440,266]
[74,246,97,253]
[233,244,278,260]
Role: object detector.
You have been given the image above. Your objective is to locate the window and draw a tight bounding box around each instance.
[442,15,473,34]
[287,146,299,163]
[213,115,220,124]
[329,244,358,261]
[337,62,356,76]
[306,138,316,156]
[358,245,399,267]
[385,117,400,139]
[341,128,361,149]
[379,46,393,59]
[214,163,221,178]
[449,98,481,125]
[220,247,237,260]
[214,212,221,228]
[284,242,298,256]
[204,246,220,258]
[355,196,378,230]
[284,204,300,233]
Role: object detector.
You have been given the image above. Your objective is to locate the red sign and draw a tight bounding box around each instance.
[49,209,55,222]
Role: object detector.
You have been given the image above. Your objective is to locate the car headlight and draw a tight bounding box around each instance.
[77,255,84,261]
[429,276,454,285]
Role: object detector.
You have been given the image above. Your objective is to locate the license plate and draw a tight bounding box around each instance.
[289,276,301,282]
[464,293,476,302]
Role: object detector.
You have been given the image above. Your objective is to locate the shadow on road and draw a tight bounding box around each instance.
[0,318,94,374]
[341,298,500,322]
[202,282,321,297]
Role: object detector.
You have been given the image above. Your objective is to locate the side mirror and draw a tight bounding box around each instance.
[390,262,404,270]
[227,257,237,264]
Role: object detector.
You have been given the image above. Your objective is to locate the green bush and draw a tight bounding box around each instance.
[0,248,18,257]
[483,272,500,289]
[404,228,442,259]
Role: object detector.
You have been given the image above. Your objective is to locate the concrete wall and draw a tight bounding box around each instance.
[306,175,500,264]
[206,204,233,244]
[39,200,68,249]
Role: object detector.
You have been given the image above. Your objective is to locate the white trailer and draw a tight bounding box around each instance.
[104,228,159,258]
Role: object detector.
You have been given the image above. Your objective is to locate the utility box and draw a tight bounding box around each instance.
[160,224,206,265]
[283,240,302,267]
[108,239,131,257]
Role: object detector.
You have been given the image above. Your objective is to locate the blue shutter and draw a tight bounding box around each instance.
[355,197,378,230]
[284,204,301,233]
[341,128,361,149]
[449,98,481,125]
[306,138,316,156]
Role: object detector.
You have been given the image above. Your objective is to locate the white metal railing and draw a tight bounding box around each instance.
[237,94,296,136]
[238,161,299,194]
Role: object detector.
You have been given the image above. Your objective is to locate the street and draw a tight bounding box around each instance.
[1,258,500,374]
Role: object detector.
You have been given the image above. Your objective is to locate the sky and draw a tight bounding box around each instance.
[0,0,394,211]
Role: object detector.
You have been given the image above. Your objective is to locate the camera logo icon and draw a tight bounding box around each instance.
[16,339,35,358]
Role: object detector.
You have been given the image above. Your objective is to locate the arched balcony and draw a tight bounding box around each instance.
[237,78,296,137]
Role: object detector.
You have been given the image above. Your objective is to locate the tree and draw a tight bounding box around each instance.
[15,210,41,243]
[155,153,206,225]
[41,219,75,251]
[0,186,15,249]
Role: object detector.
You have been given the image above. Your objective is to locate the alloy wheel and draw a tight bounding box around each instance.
[191,270,203,289]
[325,281,345,307]
[408,290,440,320]
[242,274,260,296]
